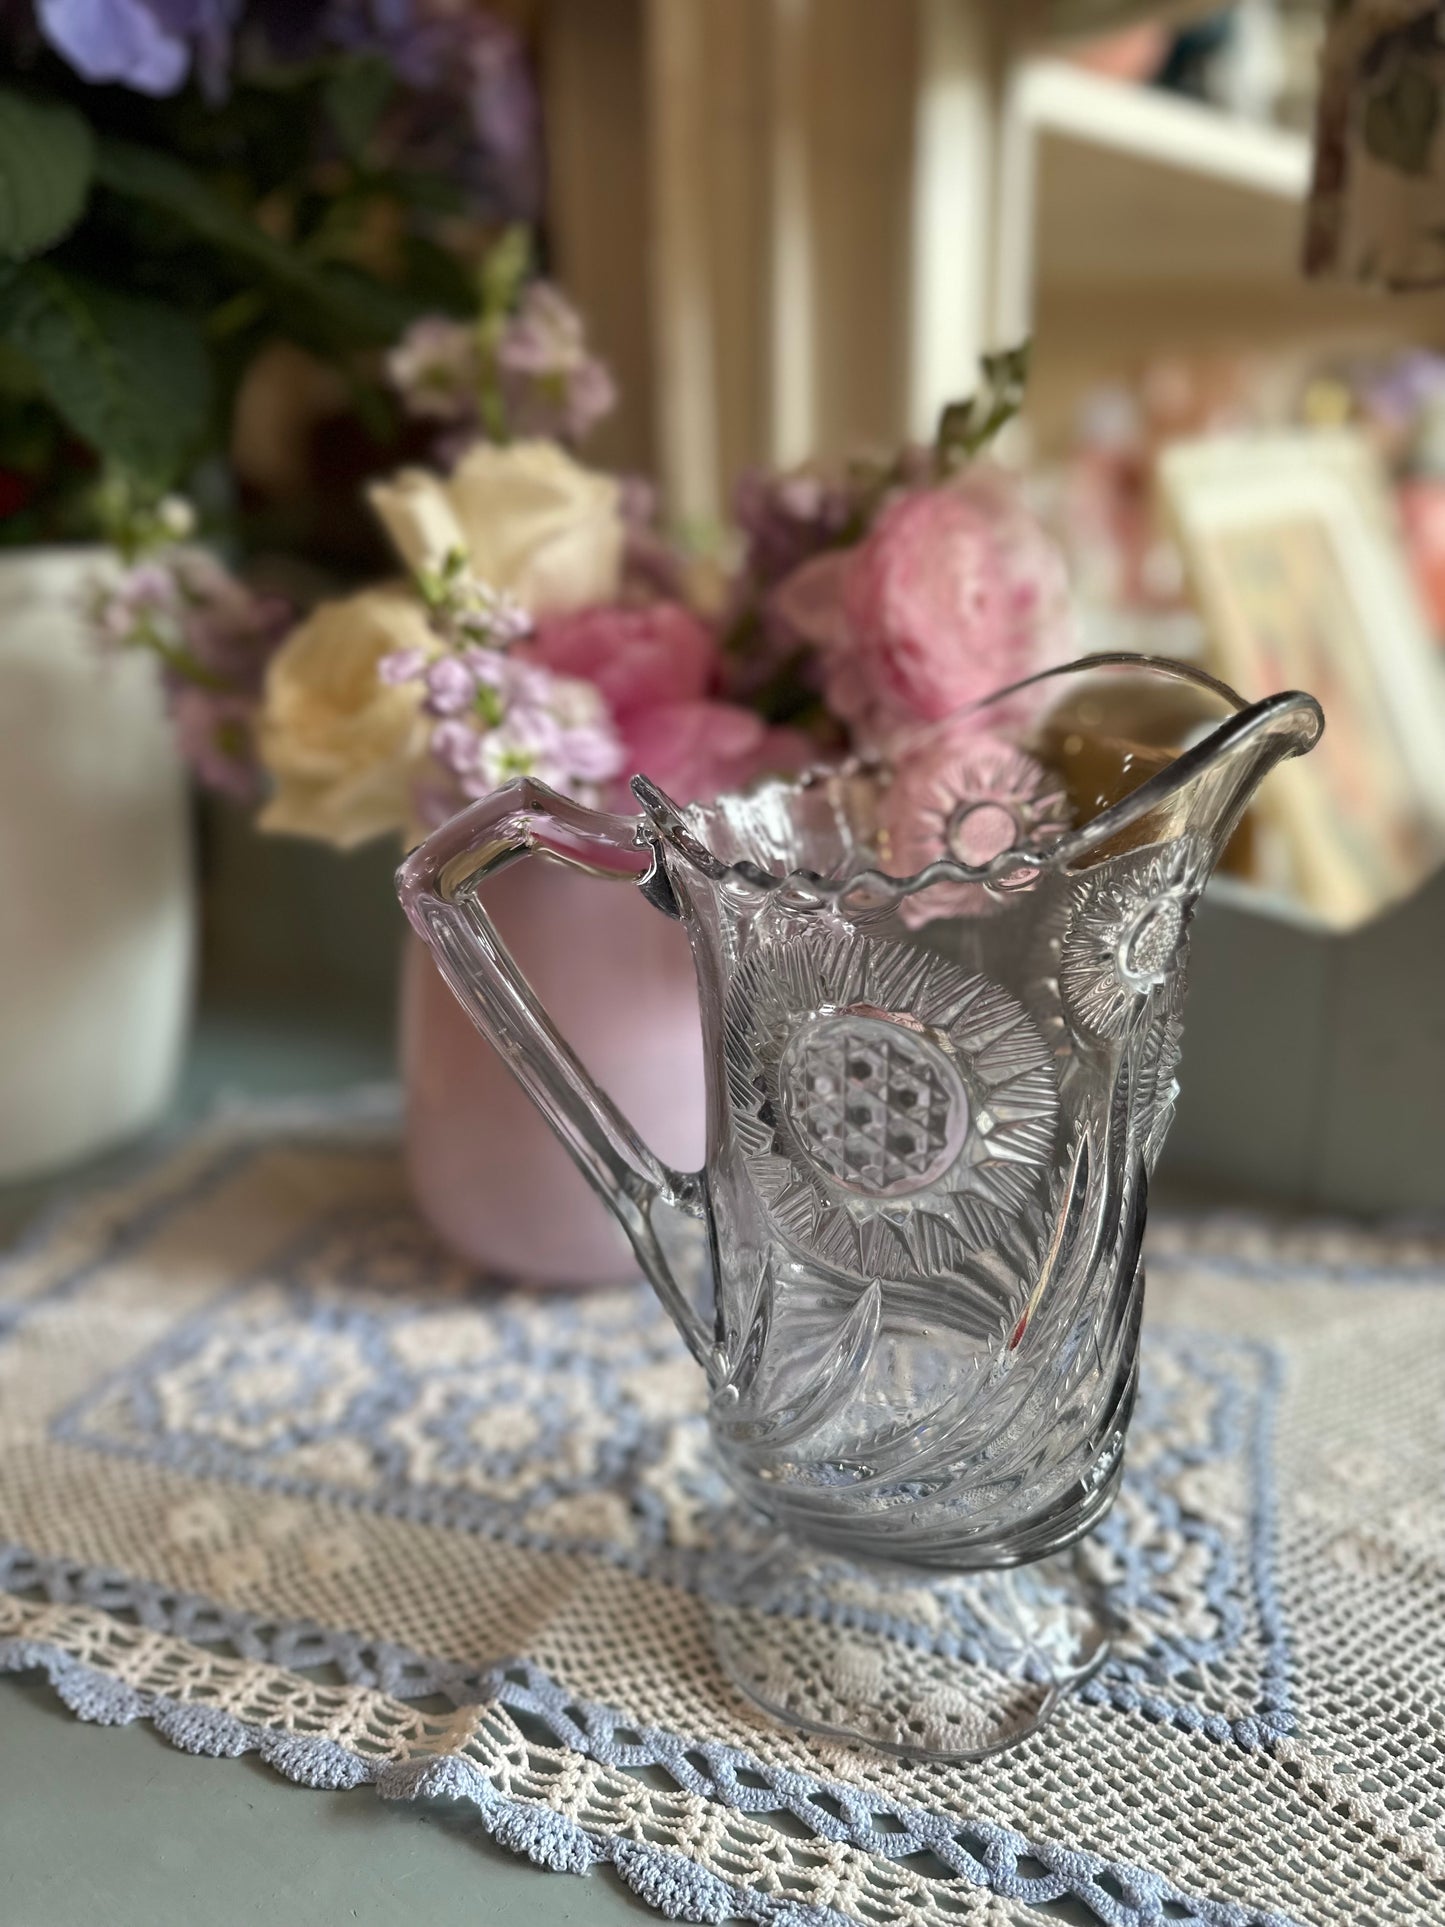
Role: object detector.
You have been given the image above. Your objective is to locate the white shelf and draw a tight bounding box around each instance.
[1004,60,1318,301]
[998,59,1445,453]
[1017,59,1311,204]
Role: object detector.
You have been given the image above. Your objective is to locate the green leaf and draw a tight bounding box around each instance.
[94,137,419,346]
[935,341,1031,472]
[0,88,94,260]
[0,262,212,481]
[324,55,394,161]
[480,223,532,322]
[398,234,477,315]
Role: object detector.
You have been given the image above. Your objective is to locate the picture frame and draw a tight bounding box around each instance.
[1159,429,1445,927]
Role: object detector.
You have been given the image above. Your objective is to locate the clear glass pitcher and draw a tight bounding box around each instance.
[398,654,1322,1757]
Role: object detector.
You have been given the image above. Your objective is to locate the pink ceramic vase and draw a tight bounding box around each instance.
[401,855,707,1284]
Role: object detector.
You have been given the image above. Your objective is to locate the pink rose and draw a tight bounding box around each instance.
[769,468,1072,745]
[528,601,713,720]
[624,700,811,804]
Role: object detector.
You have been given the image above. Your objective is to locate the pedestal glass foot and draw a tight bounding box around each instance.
[705,1537,1113,1762]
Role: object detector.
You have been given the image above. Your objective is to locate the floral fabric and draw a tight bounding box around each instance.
[1306,0,1445,288]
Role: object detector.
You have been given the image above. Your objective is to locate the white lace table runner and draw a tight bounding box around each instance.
[2,1097,1442,1927]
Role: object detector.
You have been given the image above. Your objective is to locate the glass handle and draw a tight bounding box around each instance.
[396,779,710,1362]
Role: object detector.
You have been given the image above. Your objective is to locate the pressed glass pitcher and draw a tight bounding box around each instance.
[398,655,1322,1758]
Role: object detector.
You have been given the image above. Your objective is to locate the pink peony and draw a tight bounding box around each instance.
[529,599,812,804]
[527,601,714,720]
[769,468,1072,746]
[623,701,812,805]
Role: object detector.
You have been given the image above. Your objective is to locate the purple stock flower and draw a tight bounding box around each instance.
[386,317,478,425]
[86,542,292,796]
[90,560,176,644]
[176,555,291,695]
[428,718,481,777]
[501,659,552,709]
[497,283,617,445]
[421,653,475,714]
[377,646,429,686]
[170,686,261,799]
[420,656,622,806]
[320,1,541,222]
[732,467,855,594]
[461,646,505,682]
[557,721,623,784]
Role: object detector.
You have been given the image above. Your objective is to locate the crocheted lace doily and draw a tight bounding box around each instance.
[2,1096,1442,1927]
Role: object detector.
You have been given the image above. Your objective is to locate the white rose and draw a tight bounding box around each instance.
[258,584,434,850]
[368,439,625,615]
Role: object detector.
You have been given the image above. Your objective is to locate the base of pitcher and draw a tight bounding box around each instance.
[705,1536,1115,1762]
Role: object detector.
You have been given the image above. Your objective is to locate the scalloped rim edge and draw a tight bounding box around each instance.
[633,663,1323,913]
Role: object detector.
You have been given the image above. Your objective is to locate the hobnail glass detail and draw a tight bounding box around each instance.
[398,655,1323,1760]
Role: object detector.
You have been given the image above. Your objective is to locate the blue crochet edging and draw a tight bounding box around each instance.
[0,1630,1304,1927]
[0,1632,851,1927]
[46,1180,1291,1748]
[1077,1335,1291,1745]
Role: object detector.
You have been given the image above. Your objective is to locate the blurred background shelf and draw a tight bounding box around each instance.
[1014,54,1311,204]
[546,4,1445,496]
[1015,57,1445,448]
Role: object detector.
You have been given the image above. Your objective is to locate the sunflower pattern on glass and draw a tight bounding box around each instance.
[1059,838,1205,1043]
[724,923,1059,1279]
[880,731,1070,929]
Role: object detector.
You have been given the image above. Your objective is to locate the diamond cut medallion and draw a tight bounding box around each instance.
[778,1011,969,1198]
[724,925,1058,1278]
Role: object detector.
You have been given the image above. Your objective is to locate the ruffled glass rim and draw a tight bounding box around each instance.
[632,653,1324,915]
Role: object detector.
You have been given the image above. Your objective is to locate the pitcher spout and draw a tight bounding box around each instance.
[1070,680,1325,876]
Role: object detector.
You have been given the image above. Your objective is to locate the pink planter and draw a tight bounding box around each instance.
[401,856,707,1284]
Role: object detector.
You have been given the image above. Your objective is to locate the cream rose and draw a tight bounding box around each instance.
[258,584,435,850]
[368,439,625,614]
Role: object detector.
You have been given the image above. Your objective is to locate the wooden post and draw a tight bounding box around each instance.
[645,0,723,527]
[767,0,817,470]
[908,0,1010,438]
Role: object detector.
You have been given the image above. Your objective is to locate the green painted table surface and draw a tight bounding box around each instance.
[0,1000,661,1927]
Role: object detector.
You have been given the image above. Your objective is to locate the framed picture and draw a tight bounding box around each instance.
[1160,430,1445,926]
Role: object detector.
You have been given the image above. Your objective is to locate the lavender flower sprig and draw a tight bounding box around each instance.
[378,548,623,824]
[385,235,616,454]
[86,489,292,799]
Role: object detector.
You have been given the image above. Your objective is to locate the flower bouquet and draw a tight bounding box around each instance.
[244,297,1071,1277]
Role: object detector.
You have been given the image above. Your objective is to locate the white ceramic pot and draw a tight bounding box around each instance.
[0,548,194,1179]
